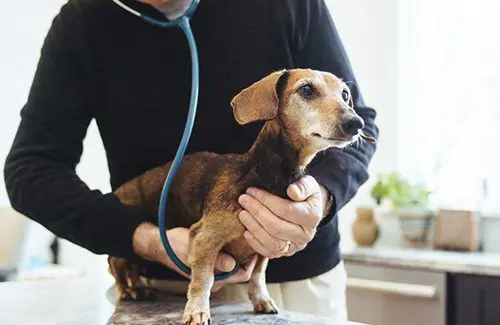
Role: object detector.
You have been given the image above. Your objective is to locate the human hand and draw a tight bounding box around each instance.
[132,223,258,292]
[238,175,331,258]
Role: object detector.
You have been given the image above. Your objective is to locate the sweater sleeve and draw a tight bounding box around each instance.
[294,0,379,224]
[3,2,150,259]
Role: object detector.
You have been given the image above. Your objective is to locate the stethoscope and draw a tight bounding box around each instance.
[111,0,239,281]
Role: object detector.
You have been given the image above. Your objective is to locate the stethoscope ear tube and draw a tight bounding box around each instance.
[111,0,199,26]
[111,0,239,281]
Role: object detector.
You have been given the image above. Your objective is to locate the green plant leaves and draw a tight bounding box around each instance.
[370,172,430,208]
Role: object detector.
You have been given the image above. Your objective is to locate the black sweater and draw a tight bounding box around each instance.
[4,0,378,283]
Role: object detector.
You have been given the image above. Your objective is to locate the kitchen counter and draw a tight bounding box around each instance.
[0,278,339,325]
[343,247,500,277]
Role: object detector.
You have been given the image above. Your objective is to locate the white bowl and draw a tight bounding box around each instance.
[391,206,434,245]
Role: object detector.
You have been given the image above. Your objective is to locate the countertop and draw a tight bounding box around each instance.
[343,247,500,277]
[0,278,338,325]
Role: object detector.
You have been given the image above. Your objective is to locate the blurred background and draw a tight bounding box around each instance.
[1,1,499,324]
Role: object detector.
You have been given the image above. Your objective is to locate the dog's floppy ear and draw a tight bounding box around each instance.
[231,70,287,125]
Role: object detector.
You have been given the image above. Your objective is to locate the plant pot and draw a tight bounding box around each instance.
[391,206,434,245]
[352,206,380,246]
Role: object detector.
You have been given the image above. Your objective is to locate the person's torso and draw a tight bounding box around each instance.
[83,0,296,187]
[77,0,340,282]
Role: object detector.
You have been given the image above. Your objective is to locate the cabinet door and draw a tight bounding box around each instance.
[345,262,446,325]
[452,274,500,325]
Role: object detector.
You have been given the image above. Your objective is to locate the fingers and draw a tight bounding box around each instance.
[285,241,306,257]
[231,254,258,282]
[244,230,305,258]
[242,231,287,258]
[214,252,237,273]
[287,175,322,202]
[212,255,258,292]
[242,188,309,225]
[159,228,258,296]
[162,228,237,280]
[239,209,286,252]
[211,282,224,293]
[241,189,319,230]
[243,230,276,258]
[238,198,304,243]
[245,188,294,219]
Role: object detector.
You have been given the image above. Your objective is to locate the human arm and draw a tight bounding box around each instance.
[3,3,151,259]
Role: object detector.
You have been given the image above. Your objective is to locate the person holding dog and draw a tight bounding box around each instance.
[4,0,378,323]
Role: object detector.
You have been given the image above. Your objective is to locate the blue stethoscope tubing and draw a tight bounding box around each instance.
[111,0,238,281]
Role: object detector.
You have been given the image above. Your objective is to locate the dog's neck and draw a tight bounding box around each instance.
[244,120,318,196]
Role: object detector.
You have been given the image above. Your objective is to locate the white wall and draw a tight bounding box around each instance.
[0,1,400,275]
[1,1,64,205]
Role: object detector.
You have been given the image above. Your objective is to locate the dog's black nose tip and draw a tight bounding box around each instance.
[342,117,364,136]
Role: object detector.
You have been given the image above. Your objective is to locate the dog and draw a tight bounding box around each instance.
[109,69,375,325]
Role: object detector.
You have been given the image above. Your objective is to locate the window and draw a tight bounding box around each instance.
[397,0,500,214]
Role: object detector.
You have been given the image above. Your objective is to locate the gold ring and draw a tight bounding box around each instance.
[281,240,292,255]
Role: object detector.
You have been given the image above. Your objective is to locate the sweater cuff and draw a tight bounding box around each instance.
[308,170,338,227]
[106,193,151,260]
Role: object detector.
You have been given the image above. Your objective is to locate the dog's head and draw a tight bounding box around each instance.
[231,69,374,159]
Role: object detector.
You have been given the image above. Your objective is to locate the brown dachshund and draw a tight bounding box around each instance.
[109,69,374,325]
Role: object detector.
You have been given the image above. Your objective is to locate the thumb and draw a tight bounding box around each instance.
[215,252,237,273]
[287,175,321,201]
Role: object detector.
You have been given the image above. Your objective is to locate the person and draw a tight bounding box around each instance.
[4,0,378,322]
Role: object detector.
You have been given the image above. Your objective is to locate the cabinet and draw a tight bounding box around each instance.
[449,274,500,325]
[345,262,446,325]
[345,261,500,325]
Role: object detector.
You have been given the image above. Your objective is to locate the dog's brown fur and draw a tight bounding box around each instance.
[109,69,373,324]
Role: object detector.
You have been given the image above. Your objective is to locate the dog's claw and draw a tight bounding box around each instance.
[119,287,156,301]
[253,298,279,314]
[182,311,211,325]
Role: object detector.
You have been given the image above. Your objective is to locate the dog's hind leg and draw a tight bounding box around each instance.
[248,255,278,314]
[108,256,155,301]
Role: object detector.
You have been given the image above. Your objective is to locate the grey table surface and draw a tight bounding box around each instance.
[0,278,335,325]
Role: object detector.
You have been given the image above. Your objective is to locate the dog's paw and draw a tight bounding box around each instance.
[182,311,211,325]
[119,287,156,301]
[253,298,279,314]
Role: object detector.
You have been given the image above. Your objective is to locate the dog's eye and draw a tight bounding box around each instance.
[342,89,350,102]
[298,84,315,98]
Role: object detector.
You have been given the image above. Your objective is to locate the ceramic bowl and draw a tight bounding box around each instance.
[392,206,434,244]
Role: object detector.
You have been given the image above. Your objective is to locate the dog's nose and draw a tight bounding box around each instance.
[341,116,364,136]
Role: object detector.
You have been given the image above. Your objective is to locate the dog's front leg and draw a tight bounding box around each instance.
[182,223,219,325]
[248,255,278,314]
[183,263,214,325]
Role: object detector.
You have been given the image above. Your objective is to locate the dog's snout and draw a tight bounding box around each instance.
[341,116,364,136]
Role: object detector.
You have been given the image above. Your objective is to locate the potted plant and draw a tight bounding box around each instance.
[370,172,434,244]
